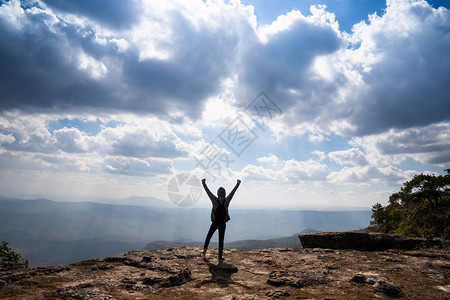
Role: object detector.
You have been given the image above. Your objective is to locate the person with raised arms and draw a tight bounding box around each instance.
[201,178,241,263]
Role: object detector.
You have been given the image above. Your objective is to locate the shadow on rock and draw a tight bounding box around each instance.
[195,259,248,288]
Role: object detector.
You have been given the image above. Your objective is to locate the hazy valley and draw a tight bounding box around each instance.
[0,198,371,267]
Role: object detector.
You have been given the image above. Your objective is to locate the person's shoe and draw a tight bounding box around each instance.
[202,248,207,259]
[219,257,225,263]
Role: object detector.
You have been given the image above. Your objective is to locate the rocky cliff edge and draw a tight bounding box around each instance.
[0,244,449,299]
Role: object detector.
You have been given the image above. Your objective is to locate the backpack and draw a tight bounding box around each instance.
[214,198,227,223]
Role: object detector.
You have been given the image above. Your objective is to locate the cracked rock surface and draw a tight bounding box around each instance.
[0,247,449,299]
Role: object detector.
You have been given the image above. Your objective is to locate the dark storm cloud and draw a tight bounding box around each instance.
[1,0,449,147]
[41,0,140,29]
[235,1,450,141]
[346,1,450,135]
[236,12,343,111]
[119,11,239,118]
[0,5,117,111]
[0,1,240,119]
[350,30,450,134]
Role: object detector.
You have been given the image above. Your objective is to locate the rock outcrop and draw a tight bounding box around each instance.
[298,230,443,251]
[0,246,449,299]
[349,273,403,297]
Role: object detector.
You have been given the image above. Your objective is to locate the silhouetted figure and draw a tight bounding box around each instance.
[202,178,241,263]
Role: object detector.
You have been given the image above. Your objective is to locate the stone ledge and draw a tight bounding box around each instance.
[298,231,442,251]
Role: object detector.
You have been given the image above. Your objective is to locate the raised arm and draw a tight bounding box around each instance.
[202,178,216,201]
[227,179,241,201]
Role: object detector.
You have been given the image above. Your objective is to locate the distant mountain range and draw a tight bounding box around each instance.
[0,198,372,267]
[79,196,176,208]
[143,229,321,251]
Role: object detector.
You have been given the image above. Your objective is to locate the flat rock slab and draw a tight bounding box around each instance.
[0,247,449,299]
[298,231,443,251]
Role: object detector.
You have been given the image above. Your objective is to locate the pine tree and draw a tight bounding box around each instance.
[368,170,450,240]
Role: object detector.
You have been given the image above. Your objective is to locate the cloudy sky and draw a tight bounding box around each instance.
[0,0,449,209]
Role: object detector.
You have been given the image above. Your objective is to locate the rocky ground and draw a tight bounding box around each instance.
[0,246,449,299]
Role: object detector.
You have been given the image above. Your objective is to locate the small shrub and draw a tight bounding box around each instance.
[0,241,29,271]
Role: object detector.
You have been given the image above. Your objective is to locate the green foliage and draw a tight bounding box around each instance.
[368,169,450,240]
[0,241,29,271]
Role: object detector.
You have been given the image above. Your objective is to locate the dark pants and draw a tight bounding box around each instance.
[203,221,226,259]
